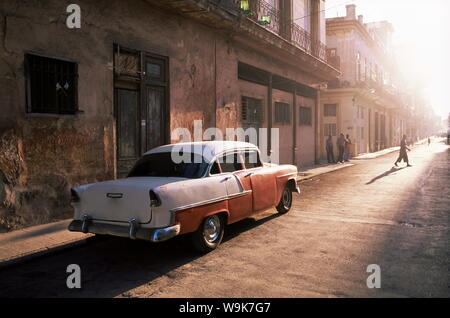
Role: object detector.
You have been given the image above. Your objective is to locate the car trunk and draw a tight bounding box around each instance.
[74,177,185,224]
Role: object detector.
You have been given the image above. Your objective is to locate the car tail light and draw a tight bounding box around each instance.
[71,188,80,203]
[149,190,161,207]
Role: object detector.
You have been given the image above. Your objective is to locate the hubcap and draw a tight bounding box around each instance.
[282,188,292,208]
[203,215,221,243]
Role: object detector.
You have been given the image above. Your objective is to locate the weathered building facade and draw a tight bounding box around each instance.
[0,0,338,230]
[320,4,410,158]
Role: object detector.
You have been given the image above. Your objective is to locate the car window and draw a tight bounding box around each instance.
[218,153,243,173]
[244,150,262,169]
[210,161,221,175]
[128,152,208,178]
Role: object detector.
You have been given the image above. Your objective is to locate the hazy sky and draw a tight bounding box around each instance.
[324,0,450,119]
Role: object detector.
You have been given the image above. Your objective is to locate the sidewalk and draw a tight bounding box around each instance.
[295,138,430,179]
[297,162,354,181]
[353,138,429,160]
[353,146,399,159]
[0,219,92,268]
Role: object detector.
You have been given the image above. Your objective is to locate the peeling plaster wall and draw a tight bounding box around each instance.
[0,0,217,230]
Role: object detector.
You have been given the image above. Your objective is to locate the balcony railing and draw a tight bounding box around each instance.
[240,0,334,66]
[291,22,311,55]
[241,0,280,34]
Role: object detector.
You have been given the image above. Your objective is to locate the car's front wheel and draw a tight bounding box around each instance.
[191,214,225,253]
[276,186,292,214]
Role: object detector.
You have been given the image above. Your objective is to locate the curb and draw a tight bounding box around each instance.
[0,235,93,270]
[352,148,399,160]
[297,163,355,182]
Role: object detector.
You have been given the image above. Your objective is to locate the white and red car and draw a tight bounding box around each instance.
[68,141,299,252]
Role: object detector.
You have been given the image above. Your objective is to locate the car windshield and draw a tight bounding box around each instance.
[128,152,208,178]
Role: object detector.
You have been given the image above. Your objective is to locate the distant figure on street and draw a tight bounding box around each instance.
[343,134,351,162]
[326,135,336,163]
[394,134,411,167]
[337,133,346,163]
[428,137,431,146]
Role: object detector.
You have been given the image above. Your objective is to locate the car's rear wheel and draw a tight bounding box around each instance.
[276,186,292,214]
[191,214,225,253]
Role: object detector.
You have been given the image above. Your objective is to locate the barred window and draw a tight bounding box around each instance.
[26,54,78,114]
[299,107,312,126]
[324,123,337,136]
[241,96,263,123]
[274,102,290,125]
[324,103,337,116]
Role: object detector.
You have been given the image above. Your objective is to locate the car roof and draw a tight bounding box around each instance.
[143,141,259,162]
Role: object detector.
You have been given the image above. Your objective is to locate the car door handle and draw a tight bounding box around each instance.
[245,172,253,177]
[221,176,231,182]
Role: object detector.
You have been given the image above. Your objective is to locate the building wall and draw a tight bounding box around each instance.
[297,96,316,167]
[293,0,311,34]
[0,0,328,230]
[324,12,410,157]
[272,88,293,165]
[0,0,227,229]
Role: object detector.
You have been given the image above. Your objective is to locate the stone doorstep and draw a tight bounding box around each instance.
[0,219,93,269]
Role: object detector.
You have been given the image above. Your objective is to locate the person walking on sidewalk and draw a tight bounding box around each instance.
[326,135,336,163]
[395,134,411,167]
[337,133,346,163]
[343,134,352,162]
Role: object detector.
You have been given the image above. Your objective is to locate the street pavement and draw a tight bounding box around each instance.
[0,140,448,297]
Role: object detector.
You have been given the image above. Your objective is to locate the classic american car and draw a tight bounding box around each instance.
[68,141,299,252]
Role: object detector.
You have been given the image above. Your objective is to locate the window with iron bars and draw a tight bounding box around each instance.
[25,53,78,114]
[324,123,337,136]
[324,103,337,116]
[274,102,290,125]
[241,96,263,123]
[299,106,312,126]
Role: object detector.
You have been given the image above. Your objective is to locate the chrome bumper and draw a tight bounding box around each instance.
[68,218,180,243]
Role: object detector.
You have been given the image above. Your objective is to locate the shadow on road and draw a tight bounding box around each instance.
[365,147,449,297]
[0,210,281,298]
[366,166,406,185]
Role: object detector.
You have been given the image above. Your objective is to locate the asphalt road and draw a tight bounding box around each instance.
[0,141,448,298]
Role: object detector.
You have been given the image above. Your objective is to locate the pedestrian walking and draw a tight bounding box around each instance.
[326,135,336,163]
[343,134,351,162]
[337,133,345,163]
[394,134,411,167]
[428,137,431,146]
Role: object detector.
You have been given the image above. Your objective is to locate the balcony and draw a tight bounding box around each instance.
[240,0,335,67]
[146,0,340,79]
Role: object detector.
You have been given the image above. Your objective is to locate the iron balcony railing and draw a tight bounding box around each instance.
[239,0,333,66]
[241,0,280,34]
[291,22,327,62]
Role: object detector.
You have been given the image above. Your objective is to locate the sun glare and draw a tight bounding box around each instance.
[326,0,450,119]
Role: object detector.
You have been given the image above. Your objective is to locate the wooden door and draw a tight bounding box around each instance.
[116,88,140,177]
